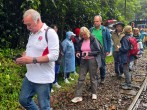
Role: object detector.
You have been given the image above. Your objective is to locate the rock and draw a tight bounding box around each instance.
[109,105,116,110]
[142,103,147,107]
[104,104,108,109]
[118,99,122,104]
[106,98,110,101]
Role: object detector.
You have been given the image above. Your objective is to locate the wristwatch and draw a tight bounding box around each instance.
[33,57,38,64]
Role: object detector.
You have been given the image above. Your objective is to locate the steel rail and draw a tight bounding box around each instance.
[127,76,147,110]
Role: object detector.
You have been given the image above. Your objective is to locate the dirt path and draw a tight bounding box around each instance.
[52,50,147,110]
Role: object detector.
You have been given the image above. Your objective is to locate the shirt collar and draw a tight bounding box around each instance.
[94,26,102,30]
[30,23,47,35]
[40,23,47,32]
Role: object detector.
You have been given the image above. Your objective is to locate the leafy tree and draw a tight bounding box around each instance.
[0,0,41,48]
[0,0,142,49]
[135,0,147,19]
[115,0,141,22]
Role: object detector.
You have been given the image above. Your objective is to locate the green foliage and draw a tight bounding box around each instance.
[0,0,143,48]
[135,0,147,19]
[115,0,141,23]
[21,0,41,10]
[0,49,26,110]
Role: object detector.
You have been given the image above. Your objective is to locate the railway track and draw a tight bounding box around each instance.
[112,51,147,110]
[128,76,147,110]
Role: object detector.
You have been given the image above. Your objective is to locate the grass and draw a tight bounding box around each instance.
[106,55,114,63]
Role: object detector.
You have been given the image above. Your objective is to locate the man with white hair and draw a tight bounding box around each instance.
[16,9,59,110]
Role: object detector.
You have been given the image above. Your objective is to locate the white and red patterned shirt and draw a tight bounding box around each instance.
[25,23,59,83]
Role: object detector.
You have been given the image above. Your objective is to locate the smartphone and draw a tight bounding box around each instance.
[12,54,22,61]
[81,53,86,57]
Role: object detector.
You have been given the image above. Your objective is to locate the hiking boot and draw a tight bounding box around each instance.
[53,82,61,88]
[121,82,127,86]
[92,94,97,100]
[100,79,105,84]
[64,78,70,84]
[117,75,123,80]
[121,84,132,90]
[71,97,83,103]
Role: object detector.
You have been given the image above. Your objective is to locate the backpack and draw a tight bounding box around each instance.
[42,27,50,56]
[90,26,105,54]
[128,36,139,56]
[44,27,64,64]
[56,41,64,64]
[45,27,50,43]
[96,38,104,55]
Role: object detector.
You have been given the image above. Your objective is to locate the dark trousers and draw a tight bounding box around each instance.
[113,51,123,76]
[99,57,106,80]
[64,72,70,79]
[53,64,60,83]
[123,63,131,84]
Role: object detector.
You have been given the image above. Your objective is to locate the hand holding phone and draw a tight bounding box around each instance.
[12,54,22,61]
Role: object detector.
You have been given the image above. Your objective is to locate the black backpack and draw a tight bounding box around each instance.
[45,27,64,64]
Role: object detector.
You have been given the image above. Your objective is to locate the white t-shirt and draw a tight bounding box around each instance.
[25,23,59,84]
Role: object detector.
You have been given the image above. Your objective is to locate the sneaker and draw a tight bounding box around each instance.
[92,94,97,100]
[121,82,127,86]
[100,79,105,84]
[71,97,83,103]
[121,84,132,90]
[51,89,54,93]
[64,78,70,84]
[53,82,61,88]
[117,75,123,80]
[69,77,74,81]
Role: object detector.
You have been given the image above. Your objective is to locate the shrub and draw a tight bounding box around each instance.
[0,48,26,110]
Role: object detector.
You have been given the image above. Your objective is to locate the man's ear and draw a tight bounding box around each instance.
[37,18,40,23]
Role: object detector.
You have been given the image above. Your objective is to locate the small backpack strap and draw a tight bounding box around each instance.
[90,27,94,33]
[45,27,51,43]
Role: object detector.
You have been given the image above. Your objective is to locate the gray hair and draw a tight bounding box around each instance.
[94,15,102,22]
[23,9,41,24]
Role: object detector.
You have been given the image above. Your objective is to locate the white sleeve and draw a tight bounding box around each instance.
[47,29,59,62]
